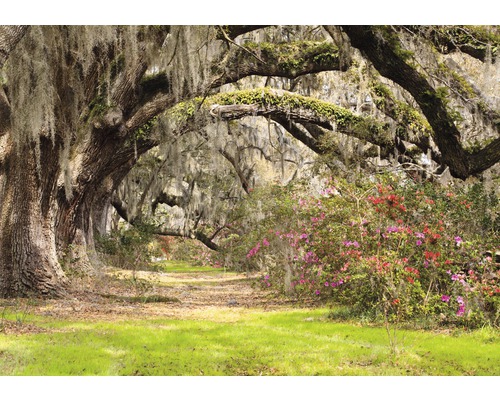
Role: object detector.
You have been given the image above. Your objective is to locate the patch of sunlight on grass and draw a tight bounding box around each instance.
[1,308,499,376]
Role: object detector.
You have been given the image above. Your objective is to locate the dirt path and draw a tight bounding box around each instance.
[1,268,295,329]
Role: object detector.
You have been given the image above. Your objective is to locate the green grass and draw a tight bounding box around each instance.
[151,260,230,274]
[1,308,498,376]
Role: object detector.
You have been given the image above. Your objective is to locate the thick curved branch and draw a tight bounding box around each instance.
[469,138,500,176]
[168,89,407,165]
[125,93,175,133]
[111,192,219,251]
[154,228,219,251]
[406,25,500,62]
[126,39,347,140]
[201,89,393,148]
[340,25,499,178]
[210,41,344,88]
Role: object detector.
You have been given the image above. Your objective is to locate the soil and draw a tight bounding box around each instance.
[0,267,298,334]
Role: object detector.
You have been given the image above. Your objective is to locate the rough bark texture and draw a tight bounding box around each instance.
[0,137,66,297]
[0,26,28,67]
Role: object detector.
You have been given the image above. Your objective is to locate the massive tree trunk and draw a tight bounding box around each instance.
[0,136,66,297]
[0,26,169,296]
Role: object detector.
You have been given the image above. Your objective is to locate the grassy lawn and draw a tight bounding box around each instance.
[1,307,498,376]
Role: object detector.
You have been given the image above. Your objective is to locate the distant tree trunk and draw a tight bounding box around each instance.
[54,130,157,274]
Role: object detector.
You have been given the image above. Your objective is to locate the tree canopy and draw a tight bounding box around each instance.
[0,25,498,297]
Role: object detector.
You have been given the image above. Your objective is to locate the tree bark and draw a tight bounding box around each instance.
[0,26,28,67]
[0,137,67,297]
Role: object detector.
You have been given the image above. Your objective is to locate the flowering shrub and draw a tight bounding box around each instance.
[241,175,499,327]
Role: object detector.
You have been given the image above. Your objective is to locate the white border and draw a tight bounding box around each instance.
[1,1,497,25]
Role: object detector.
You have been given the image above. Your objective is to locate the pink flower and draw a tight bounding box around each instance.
[262,238,270,246]
[416,240,423,246]
[246,242,261,258]
[315,290,321,295]
[324,282,329,287]
[441,295,451,302]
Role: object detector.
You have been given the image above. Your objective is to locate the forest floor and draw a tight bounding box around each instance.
[1,262,499,377]
[1,263,296,333]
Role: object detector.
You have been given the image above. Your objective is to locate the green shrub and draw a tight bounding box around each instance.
[96,222,162,270]
[232,174,499,327]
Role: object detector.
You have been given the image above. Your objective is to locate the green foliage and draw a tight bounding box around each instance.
[227,174,499,328]
[437,26,500,57]
[96,222,162,271]
[243,40,339,72]
[370,82,432,136]
[133,116,158,139]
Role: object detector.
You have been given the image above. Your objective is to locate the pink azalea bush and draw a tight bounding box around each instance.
[238,175,499,327]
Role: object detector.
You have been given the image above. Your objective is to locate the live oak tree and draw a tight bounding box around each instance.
[0,25,498,297]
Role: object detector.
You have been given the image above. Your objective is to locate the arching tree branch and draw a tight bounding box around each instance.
[340,25,500,179]
[111,192,220,251]
[210,41,345,88]
[406,25,500,62]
